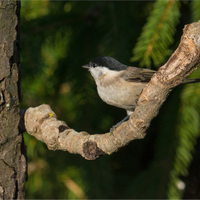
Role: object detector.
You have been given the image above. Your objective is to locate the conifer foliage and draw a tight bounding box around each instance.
[131,0,180,68]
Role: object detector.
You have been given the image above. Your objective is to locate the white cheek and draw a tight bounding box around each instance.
[89,68,97,81]
[89,67,103,81]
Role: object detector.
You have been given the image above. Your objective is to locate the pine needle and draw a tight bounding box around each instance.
[131,0,180,68]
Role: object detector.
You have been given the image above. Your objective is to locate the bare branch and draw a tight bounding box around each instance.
[23,20,200,160]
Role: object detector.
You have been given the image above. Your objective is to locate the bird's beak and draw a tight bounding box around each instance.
[82,64,90,69]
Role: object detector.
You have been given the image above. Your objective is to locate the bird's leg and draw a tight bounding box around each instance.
[110,115,130,134]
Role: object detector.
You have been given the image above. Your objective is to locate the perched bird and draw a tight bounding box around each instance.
[83,56,200,132]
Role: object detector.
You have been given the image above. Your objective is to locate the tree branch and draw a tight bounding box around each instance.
[22,20,200,160]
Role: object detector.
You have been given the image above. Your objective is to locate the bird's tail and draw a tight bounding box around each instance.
[183,79,200,84]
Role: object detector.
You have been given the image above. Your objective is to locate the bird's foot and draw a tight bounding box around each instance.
[135,97,139,105]
[110,115,130,135]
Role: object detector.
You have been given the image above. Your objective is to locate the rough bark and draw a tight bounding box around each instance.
[0,1,26,199]
[23,20,200,160]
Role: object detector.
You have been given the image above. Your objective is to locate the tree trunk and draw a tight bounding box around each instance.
[0,1,26,199]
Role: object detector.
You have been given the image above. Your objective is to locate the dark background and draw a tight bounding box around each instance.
[20,1,200,199]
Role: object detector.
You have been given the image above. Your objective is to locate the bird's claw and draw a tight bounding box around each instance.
[135,98,139,105]
[109,115,130,135]
[110,124,120,135]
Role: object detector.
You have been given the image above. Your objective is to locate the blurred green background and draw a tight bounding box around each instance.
[20,1,200,199]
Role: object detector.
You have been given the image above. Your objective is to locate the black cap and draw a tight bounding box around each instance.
[90,56,128,71]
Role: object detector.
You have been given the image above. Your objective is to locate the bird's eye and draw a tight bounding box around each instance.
[93,63,96,68]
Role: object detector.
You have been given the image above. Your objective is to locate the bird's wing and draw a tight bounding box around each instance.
[120,67,156,82]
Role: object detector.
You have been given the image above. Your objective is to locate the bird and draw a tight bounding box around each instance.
[82,56,200,133]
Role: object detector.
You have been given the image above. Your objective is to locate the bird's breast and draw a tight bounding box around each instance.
[96,76,146,110]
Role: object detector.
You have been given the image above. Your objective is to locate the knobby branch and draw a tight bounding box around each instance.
[20,20,200,160]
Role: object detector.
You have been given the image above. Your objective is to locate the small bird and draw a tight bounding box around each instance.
[83,56,200,132]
